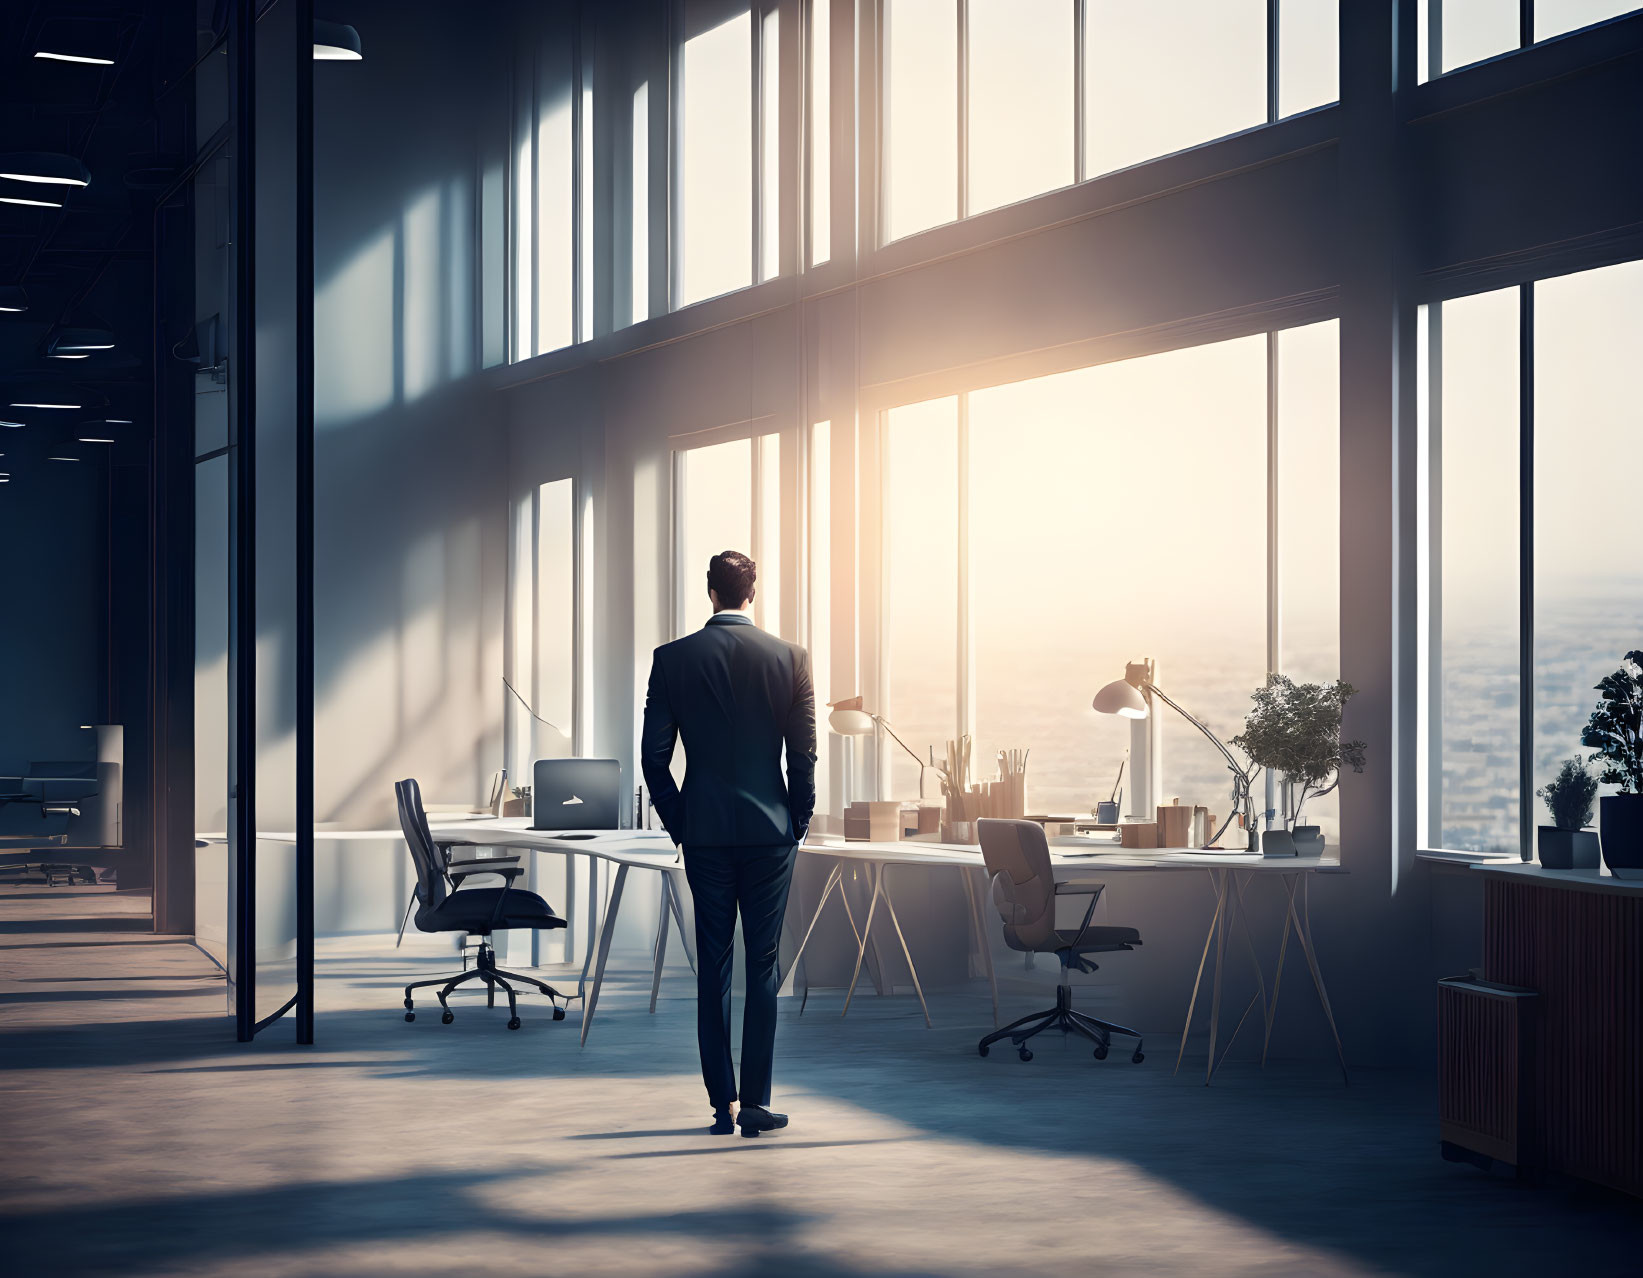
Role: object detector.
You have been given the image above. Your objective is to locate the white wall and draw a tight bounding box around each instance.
[313,1,513,838]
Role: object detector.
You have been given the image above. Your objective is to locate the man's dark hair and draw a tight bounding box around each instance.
[707,550,757,609]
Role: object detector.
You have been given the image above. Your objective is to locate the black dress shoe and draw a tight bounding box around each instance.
[736,1105,789,1138]
[709,1107,735,1135]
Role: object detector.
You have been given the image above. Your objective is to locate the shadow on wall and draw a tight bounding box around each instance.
[298,1,513,828]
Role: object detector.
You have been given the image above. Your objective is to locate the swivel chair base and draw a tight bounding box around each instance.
[403,939,569,1031]
[978,980,1144,1064]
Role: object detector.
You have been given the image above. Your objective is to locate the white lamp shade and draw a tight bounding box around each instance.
[1092,678,1149,719]
[314,21,363,60]
[828,708,876,735]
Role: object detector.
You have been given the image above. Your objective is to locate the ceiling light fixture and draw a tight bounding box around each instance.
[33,19,118,66]
[48,327,115,353]
[47,456,79,462]
[49,352,90,359]
[0,286,28,312]
[34,51,115,65]
[79,437,114,443]
[314,20,363,60]
[0,153,91,187]
[11,402,80,410]
[0,195,64,208]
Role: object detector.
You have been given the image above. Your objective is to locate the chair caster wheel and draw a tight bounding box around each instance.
[1018,1048,1033,1062]
[441,1010,455,1025]
[1132,1050,1145,1064]
[1093,1044,1108,1060]
[551,1006,566,1022]
[507,1017,521,1030]
[404,1012,415,1022]
[978,1043,989,1057]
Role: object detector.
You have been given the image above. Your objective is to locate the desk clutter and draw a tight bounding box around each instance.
[936,737,1028,842]
[1118,798,1232,850]
[842,737,1033,844]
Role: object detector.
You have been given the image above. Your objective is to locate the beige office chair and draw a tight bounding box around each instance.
[976,818,1145,1064]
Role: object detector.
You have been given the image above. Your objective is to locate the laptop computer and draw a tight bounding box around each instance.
[532,758,622,831]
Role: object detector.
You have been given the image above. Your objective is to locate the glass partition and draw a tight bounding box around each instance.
[249,0,303,1029]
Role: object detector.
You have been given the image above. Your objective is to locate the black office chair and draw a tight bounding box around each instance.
[976,818,1145,1064]
[395,778,571,1030]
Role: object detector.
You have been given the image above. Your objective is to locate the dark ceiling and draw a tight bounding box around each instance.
[0,0,186,480]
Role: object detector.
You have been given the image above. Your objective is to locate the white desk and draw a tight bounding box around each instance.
[430,821,687,1046]
[792,836,1349,1085]
[203,820,690,1047]
[246,820,1348,1078]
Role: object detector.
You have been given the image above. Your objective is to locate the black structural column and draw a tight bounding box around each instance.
[1331,0,1427,1055]
[232,0,258,1043]
[295,0,316,1044]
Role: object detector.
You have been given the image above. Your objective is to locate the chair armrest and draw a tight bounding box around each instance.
[448,857,523,884]
[1061,882,1107,948]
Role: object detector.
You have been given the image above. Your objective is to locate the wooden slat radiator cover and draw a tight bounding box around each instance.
[1484,879,1643,1197]
[1438,978,1536,1165]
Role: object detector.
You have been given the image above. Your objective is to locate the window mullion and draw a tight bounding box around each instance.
[956,0,968,220]
[572,30,585,345]
[530,47,540,356]
[1518,282,1535,863]
[1265,0,1278,123]
[1422,303,1445,851]
[751,5,763,288]
[957,391,973,756]
[1266,331,1280,819]
[1073,0,1085,184]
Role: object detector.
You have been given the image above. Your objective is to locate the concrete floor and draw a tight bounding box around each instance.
[3,885,1640,1278]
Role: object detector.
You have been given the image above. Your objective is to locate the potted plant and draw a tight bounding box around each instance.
[1582,649,1643,879]
[1233,676,1367,856]
[1536,758,1601,869]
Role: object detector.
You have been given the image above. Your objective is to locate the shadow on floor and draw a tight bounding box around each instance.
[2,1167,830,1278]
[4,889,1642,1278]
[0,916,155,934]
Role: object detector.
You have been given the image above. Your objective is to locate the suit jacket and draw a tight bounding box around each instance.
[641,613,817,847]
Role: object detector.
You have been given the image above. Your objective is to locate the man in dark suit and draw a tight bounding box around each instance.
[641,550,816,1138]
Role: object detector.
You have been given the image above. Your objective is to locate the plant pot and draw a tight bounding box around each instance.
[1537,825,1601,870]
[1261,829,1296,857]
[1600,794,1643,879]
[1291,824,1325,857]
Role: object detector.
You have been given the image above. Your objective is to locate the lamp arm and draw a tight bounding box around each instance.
[1146,684,1252,782]
[872,715,927,773]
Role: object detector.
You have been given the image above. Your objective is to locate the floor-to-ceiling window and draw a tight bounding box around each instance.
[676,4,759,307]
[880,322,1341,835]
[808,0,831,266]
[1419,259,1643,856]
[882,0,1339,244]
[1418,0,1641,80]
[509,13,594,361]
[675,432,785,636]
[506,478,578,786]
[810,420,834,815]
[881,396,960,797]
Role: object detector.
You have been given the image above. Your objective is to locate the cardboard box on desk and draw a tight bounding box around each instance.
[844,800,902,842]
[1120,821,1159,849]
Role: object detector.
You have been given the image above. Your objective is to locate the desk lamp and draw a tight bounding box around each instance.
[1092,661,1260,851]
[827,697,932,799]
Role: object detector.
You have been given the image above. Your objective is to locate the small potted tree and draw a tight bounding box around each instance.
[1233,676,1367,857]
[1582,648,1643,879]
[1536,758,1600,869]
